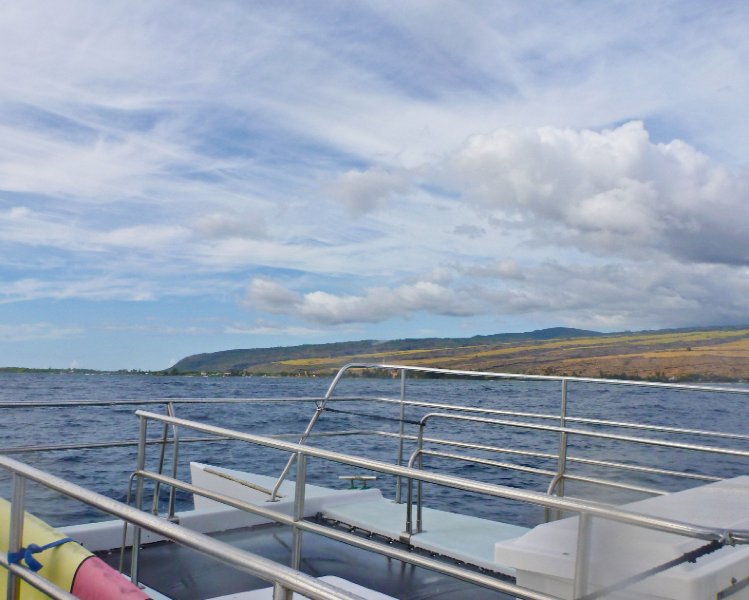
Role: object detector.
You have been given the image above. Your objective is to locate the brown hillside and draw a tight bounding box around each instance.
[261,329,749,380]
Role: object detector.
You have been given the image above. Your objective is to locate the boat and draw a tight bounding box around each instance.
[2,362,749,599]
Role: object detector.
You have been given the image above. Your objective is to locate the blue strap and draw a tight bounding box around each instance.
[7,537,75,572]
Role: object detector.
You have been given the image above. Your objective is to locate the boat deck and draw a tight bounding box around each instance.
[321,497,528,573]
[191,463,529,573]
[105,522,514,600]
[7,363,749,600]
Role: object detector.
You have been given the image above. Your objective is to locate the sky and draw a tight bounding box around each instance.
[1,1,749,370]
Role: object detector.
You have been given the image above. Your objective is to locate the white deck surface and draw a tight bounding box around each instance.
[194,464,529,573]
[321,497,528,573]
[494,476,749,600]
[209,576,396,599]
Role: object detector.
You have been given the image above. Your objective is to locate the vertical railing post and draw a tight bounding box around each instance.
[167,402,179,519]
[404,471,414,539]
[572,513,593,599]
[272,581,291,600]
[270,364,353,502]
[269,407,321,502]
[6,473,27,600]
[549,378,569,522]
[151,403,171,514]
[404,420,426,538]
[290,452,307,571]
[415,422,425,534]
[395,369,407,503]
[130,414,148,586]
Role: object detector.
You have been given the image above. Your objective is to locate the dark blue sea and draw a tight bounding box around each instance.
[2,373,748,530]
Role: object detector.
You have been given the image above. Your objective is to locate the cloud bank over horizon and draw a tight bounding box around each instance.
[247,121,749,331]
[1,2,749,369]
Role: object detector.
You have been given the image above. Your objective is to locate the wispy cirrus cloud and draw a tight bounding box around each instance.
[0,322,83,342]
[1,2,748,368]
[224,321,325,337]
[0,277,158,303]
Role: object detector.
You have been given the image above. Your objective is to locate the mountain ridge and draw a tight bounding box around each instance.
[169,325,749,381]
[171,327,599,373]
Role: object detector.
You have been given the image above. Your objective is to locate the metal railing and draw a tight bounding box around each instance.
[0,395,383,520]
[0,455,371,600]
[402,409,749,533]
[5,363,749,600]
[131,407,749,600]
[273,363,749,528]
[7,364,743,517]
[130,409,561,600]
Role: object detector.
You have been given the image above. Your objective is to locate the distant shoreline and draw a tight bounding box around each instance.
[1,366,746,384]
[7,325,749,383]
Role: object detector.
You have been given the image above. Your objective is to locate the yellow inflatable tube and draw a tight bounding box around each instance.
[0,497,92,599]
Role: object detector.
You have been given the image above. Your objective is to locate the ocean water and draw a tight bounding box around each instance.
[2,372,748,530]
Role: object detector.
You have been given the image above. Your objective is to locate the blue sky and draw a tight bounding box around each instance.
[2,1,749,370]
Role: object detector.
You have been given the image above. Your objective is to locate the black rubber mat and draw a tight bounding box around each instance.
[104,522,513,600]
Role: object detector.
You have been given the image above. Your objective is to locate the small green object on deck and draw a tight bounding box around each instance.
[338,475,377,490]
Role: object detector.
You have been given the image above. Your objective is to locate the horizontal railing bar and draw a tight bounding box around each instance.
[0,456,368,600]
[336,363,749,395]
[135,470,559,600]
[361,396,749,442]
[377,431,561,461]
[417,450,667,496]
[563,416,749,441]
[134,410,749,543]
[382,431,720,482]
[0,437,224,454]
[561,474,665,496]
[420,413,749,458]
[0,397,335,409]
[0,430,382,456]
[7,390,745,444]
[565,456,721,483]
[416,449,556,477]
[7,392,747,441]
[0,553,78,600]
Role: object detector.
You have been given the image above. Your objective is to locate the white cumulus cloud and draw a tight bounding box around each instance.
[329,168,411,215]
[344,121,749,266]
[448,122,749,264]
[244,278,479,325]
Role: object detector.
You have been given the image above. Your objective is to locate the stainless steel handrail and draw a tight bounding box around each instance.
[405,448,668,536]
[133,407,749,600]
[407,410,749,531]
[8,392,748,441]
[266,363,749,511]
[7,363,743,520]
[130,469,560,600]
[133,410,749,544]
[0,396,335,408]
[0,430,380,455]
[375,430,722,483]
[7,363,747,599]
[415,412,749,456]
[0,455,370,600]
[359,395,749,441]
[0,552,77,600]
[411,449,667,495]
[269,367,356,501]
[328,363,749,394]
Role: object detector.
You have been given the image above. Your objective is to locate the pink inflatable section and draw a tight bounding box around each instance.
[71,556,150,599]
